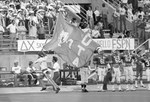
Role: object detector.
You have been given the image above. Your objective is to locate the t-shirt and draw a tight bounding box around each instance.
[53,62,60,72]
[94,10,100,17]
[34,56,48,70]
[12,66,22,74]
[119,7,126,15]
[6,24,17,33]
[26,66,36,73]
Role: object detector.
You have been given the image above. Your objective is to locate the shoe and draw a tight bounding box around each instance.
[112,89,115,92]
[98,89,105,92]
[84,89,89,92]
[141,84,146,88]
[148,88,150,91]
[135,85,138,88]
[126,88,129,91]
[41,87,46,91]
[130,88,136,91]
[55,88,60,94]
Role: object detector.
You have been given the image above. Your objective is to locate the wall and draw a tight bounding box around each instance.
[61,0,91,4]
[0,54,65,71]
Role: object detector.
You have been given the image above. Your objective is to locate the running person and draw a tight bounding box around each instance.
[34,52,60,93]
[134,50,146,88]
[97,51,107,92]
[122,50,136,91]
[111,50,123,92]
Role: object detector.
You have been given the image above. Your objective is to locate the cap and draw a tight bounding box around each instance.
[29,10,34,14]
[37,9,45,13]
[14,60,18,63]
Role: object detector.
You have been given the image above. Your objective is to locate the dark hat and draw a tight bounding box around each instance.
[53,56,58,62]
[29,61,33,65]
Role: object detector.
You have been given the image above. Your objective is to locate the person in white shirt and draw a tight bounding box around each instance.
[112,9,120,33]
[94,6,100,22]
[26,61,38,86]
[34,52,60,93]
[12,60,26,86]
[51,56,61,85]
[86,6,94,29]
[12,60,22,74]
[6,20,17,49]
[119,4,127,32]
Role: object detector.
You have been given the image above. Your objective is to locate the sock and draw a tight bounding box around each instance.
[135,80,138,86]
[81,85,84,89]
[112,85,115,90]
[100,85,103,90]
[140,80,143,85]
[84,85,86,88]
[148,84,150,89]
[126,84,129,89]
[131,84,133,89]
[118,85,121,90]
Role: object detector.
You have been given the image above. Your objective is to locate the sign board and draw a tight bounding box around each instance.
[93,38,135,50]
[17,40,51,52]
[18,38,135,52]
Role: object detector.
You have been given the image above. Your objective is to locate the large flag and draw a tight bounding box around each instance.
[43,13,99,68]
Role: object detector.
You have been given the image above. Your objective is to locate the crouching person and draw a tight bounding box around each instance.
[12,60,27,86]
[26,61,38,87]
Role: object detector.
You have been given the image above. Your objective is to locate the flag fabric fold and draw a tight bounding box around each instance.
[43,13,99,67]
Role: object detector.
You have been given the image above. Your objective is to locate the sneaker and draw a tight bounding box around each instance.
[40,87,46,91]
[112,89,115,92]
[98,89,105,92]
[84,89,89,92]
[141,84,146,88]
[55,88,60,94]
[126,88,129,91]
[135,85,138,88]
[130,88,136,91]
[148,88,150,91]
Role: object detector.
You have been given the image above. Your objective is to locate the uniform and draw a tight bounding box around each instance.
[134,54,145,88]
[122,52,135,91]
[143,56,150,90]
[102,55,113,91]
[111,53,122,91]
[80,63,90,92]
[97,54,107,91]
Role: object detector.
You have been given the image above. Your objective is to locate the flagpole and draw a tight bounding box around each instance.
[41,22,55,53]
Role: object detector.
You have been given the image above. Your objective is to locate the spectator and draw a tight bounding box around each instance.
[112,9,120,33]
[37,9,45,39]
[92,22,101,38]
[86,6,94,29]
[26,61,38,87]
[136,15,146,43]
[6,20,17,49]
[137,7,145,20]
[101,3,109,29]
[94,6,100,22]
[28,10,38,39]
[71,18,78,27]
[11,60,27,86]
[119,4,127,33]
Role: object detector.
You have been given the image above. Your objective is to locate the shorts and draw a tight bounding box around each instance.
[80,67,89,84]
